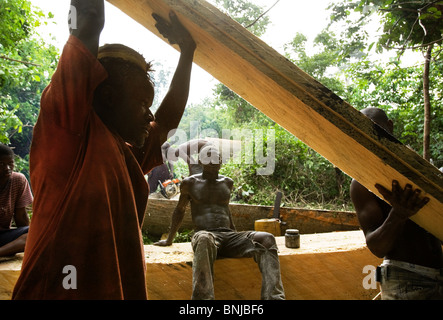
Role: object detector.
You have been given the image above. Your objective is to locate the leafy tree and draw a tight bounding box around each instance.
[329,0,443,160]
[174,0,355,209]
[214,0,270,37]
[344,56,443,167]
[283,30,347,97]
[0,0,59,175]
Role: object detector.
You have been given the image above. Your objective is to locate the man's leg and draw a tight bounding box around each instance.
[252,232,285,300]
[219,231,285,300]
[0,227,29,257]
[191,230,218,300]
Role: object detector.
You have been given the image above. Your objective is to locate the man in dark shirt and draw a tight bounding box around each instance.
[351,107,443,299]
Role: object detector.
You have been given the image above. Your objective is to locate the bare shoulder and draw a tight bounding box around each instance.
[218,175,234,187]
[350,179,371,199]
[181,174,201,188]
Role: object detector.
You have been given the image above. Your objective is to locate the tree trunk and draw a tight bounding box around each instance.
[422,44,433,161]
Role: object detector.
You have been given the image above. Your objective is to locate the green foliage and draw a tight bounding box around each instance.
[214,0,270,36]
[173,229,194,243]
[327,0,442,167]
[212,84,275,128]
[329,0,443,51]
[220,125,352,210]
[284,30,347,97]
[3,0,439,214]
[345,55,443,167]
[0,0,59,175]
[0,105,22,144]
[142,229,194,244]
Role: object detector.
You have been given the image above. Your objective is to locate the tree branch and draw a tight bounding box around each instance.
[382,37,443,50]
[245,0,280,29]
[0,55,41,67]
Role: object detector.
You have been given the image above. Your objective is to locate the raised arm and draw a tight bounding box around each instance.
[175,139,209,164]
[69,0,105,56]
[152,11,196,143]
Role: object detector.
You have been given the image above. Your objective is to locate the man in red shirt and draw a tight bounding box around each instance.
[13,0,196,299]
[0,144,33,257]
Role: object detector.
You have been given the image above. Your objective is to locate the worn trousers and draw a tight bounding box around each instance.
[379,259,443,300]
[190,229,285,300]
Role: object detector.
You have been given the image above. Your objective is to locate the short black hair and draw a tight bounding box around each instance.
[0,143,14,158]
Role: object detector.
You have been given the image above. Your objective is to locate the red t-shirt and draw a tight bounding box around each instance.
[0,172,33,230]
[13,36,162,299]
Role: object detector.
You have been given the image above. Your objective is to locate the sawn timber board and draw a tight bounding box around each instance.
[106,0,443,240]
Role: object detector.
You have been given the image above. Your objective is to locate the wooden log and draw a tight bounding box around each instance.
[0,232,382,300]
[0,254,22,300]
[144,231,382,300]
[106,0,443,240]
[143,198,360,236]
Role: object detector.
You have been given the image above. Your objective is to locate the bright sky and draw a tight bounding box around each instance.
[30,0,332,104]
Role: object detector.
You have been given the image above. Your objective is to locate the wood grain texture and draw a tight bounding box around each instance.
[107,0,443,240]
[0,233,382,300]
[144,231,382,300]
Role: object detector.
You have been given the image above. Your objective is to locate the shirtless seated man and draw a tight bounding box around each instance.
[155,145,285,300]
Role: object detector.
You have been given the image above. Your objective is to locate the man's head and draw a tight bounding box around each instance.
[361,107,394,134]
[0,144,15,184]
[93,44,155,147]
[199,145,222,174]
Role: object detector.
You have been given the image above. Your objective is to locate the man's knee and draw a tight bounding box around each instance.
[253,232,276,249]
[192,231,216,249]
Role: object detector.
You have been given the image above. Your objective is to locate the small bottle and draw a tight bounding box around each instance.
[285,229,300,248]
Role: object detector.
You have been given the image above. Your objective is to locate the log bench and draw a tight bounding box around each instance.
[0,231,382,300]
[145,230,382,300]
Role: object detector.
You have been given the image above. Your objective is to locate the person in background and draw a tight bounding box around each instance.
[0,144,32,258]
[148,142,175,194]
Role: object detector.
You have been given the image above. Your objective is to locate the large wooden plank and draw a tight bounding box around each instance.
[106,0,443,240]
[0,232,382,300]
[144,231,382,300]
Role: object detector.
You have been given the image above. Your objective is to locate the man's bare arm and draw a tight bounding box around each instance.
[175,139,209,163]
[351,179,429,258]
[152,11,196,143]
[154,180,192,246]
[69,0,105,56]
[14,207,30,227]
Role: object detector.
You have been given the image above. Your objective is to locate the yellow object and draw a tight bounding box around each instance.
[254,219,281,236]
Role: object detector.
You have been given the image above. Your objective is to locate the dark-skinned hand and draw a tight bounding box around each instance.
[153,11,196,52]
[375,180,429,221]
